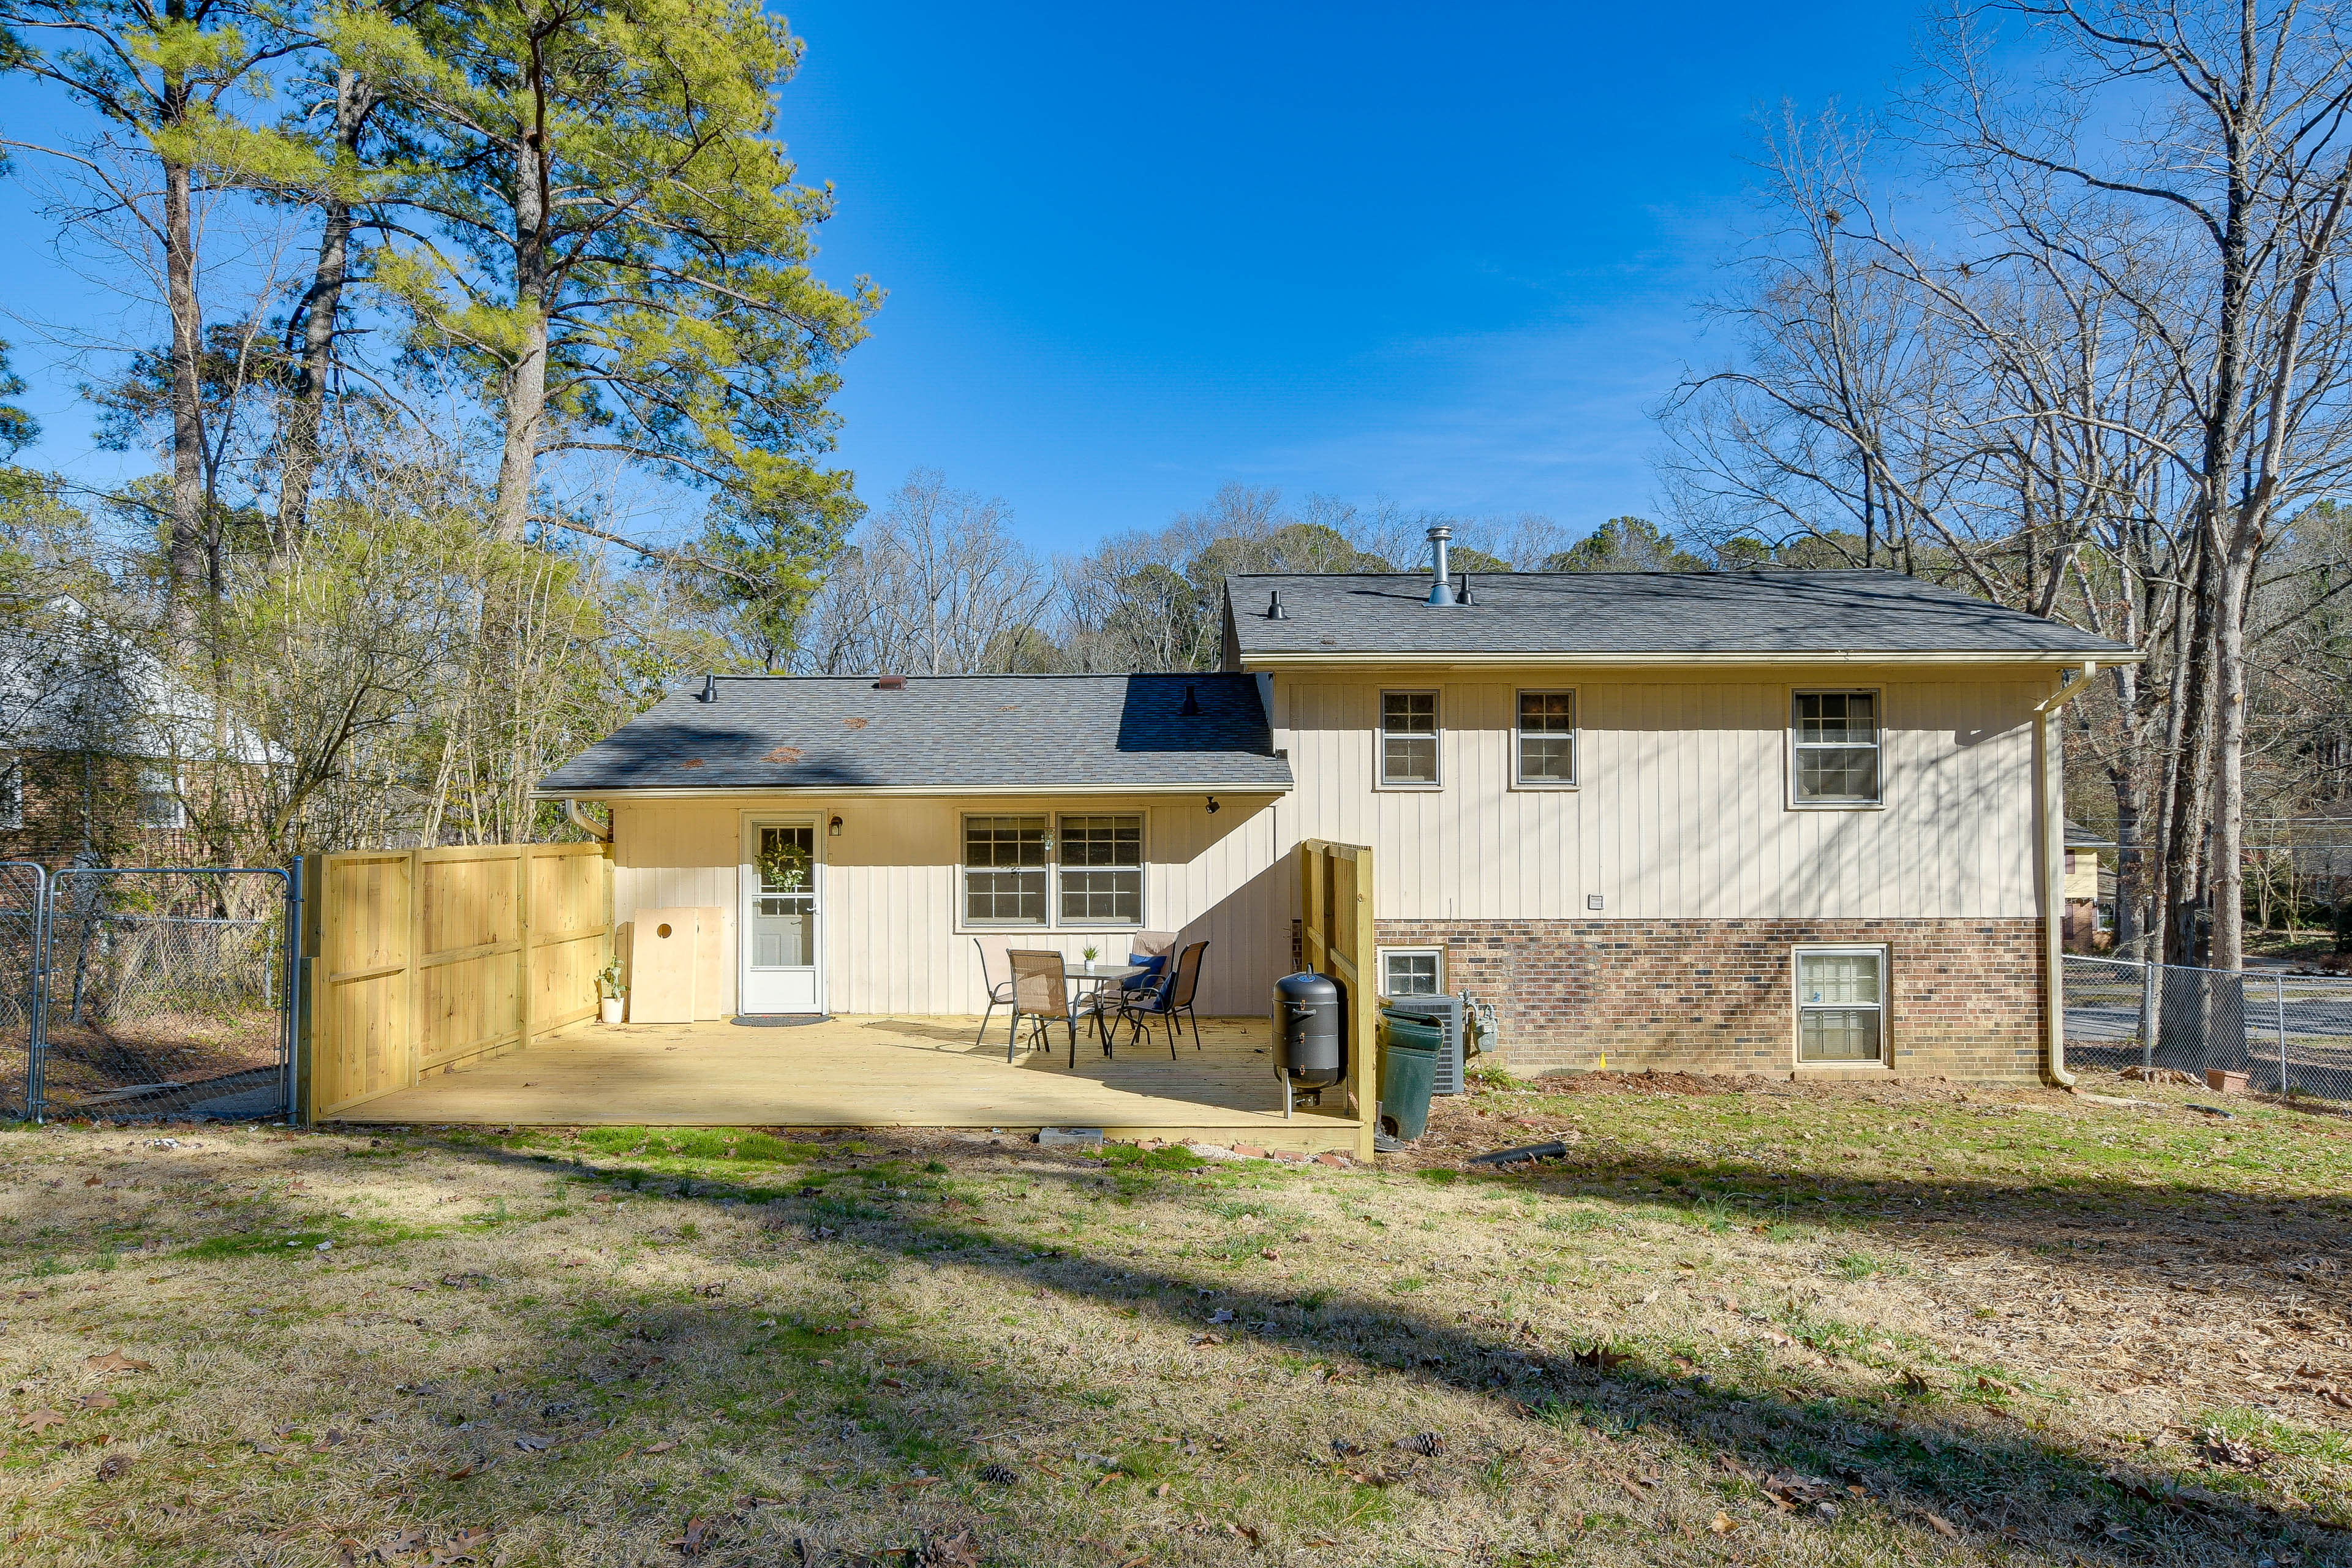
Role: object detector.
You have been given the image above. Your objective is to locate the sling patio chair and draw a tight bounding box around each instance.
[1006,949,1082,1066]
[1106,938,1208,1059]
[972,935,1018,1047]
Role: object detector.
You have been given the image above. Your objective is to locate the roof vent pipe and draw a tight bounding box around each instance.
[1266,589,1289,620]
[1425,526,1458,606]
[698,673,717,703]
[1180,684,1202,716]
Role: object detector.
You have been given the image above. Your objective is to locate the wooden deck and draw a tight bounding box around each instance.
[327,1014,1366,1154]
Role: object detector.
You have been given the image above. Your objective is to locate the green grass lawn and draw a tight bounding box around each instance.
[0,1068,2345,1566]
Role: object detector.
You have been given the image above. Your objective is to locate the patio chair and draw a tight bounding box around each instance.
[1108,939,1207,1059]
[972,935,1018,1047]
[1007,949,1081,1066]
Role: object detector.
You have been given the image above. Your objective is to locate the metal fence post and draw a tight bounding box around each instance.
[28,863,47,1123]
[2278,971,2290,1101]
[284,856,303,1125]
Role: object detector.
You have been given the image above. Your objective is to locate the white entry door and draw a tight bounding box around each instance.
[742,819,823,1014]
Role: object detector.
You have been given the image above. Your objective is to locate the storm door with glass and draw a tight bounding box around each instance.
[742,821,822,1013]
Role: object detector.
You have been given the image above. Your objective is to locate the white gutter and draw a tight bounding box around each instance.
[1236,649,2143,669]
[2033,662,2101,1087]
[532,783,1295,802]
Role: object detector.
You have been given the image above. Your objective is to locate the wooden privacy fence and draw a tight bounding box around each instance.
[1299,838,1378,1161]
[298,842,612,1119]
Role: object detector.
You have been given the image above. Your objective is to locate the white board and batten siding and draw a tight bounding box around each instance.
[611,794,1290,1018]
[608,666,2054,1019]
[1271,669,2048,922]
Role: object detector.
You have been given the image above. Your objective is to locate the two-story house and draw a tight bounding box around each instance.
[537,532,2134,1082]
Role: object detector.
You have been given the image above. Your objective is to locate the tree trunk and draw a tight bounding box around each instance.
[162,148,208,636]
[492,110,552,541]
[276,69,373,554]
[2210,539,2258,971]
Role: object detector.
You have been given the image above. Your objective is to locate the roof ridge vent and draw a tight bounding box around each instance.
[874,674,907,691]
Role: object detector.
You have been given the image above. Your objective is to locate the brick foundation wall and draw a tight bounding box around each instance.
[1367,918,2046,1082]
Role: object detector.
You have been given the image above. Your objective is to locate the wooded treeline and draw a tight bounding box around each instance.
[1660,2,2352,963]
[4,0,2352,970]
[0,0,870,857]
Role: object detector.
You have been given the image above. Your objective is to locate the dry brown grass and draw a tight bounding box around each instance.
[0,1067,2345,1566]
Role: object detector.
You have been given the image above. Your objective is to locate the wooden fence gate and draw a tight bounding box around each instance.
[1299,838,1378,1161]
[297,843,612,1120]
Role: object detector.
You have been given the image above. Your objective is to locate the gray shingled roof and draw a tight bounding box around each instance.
[538,673,1291,794]
[1226,570,2136,658]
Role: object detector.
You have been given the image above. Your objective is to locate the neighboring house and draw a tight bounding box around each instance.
[539,534,2136,1082]
[2061,820,2115,951]
[0,596,268,864]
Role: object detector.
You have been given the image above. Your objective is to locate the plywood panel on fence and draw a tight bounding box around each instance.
[629,908,700,1023]
[1298,839,1378,1161]
[302,842,612,1120]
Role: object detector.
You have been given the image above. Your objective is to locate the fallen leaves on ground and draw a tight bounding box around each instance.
[84,1350,152,1374]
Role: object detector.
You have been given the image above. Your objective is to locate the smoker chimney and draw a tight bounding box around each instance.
[1425,526,1458,606]
[698,673,717,703]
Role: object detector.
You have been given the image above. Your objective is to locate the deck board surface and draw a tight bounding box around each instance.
[333,1015,1362,1150]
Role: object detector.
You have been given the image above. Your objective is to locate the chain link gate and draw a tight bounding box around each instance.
[2064,954,2352,1104]
[29,866,298,1121]
[0,862,46,1120]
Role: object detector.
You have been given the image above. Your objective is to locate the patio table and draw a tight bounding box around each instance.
[1061,960,1145,1050]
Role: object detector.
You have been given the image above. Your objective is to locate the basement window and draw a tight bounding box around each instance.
[1378,946,1444,998]
[137,764,185,829]
[1794,946,1887,1065]
[0,758,18,831]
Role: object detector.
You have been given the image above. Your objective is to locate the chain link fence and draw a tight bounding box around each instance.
[0,862,45,1120]
[2064,954,2352,1103]
[35,867,293,1120]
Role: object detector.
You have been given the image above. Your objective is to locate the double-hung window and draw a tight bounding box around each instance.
[1380,691,1439,787]
[1515,690,1577,786]
[963,815,1048,925]
[961,813,1144,929]
[1794,946,1887,1065]
[1791,691,1881,805]
[1057,814,1143,924]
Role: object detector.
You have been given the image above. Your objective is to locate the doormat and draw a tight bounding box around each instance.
[729,1014,832,1027]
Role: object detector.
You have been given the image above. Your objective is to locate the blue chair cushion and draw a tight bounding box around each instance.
[1120,954,1166,992]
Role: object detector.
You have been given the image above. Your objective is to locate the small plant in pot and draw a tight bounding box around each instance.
[1082,943,1099,973]
[597,959,628,1024]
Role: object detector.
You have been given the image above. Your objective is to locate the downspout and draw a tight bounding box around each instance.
[2034,662,2099,1087]
[562,797,612,843]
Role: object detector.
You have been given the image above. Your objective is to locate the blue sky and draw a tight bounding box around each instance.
[0,1,1920,554]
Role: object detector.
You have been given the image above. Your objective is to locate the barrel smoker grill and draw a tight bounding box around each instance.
[1272,971,1344,1118]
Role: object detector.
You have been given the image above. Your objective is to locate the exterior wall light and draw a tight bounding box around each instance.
[828,816,843,837]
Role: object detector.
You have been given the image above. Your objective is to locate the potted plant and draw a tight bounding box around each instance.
[1081,943,1099,974]
[597,959,627,1025]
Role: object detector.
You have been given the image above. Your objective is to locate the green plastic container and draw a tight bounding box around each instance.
[1378,1030,1441,1141]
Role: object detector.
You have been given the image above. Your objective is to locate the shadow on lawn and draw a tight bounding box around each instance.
[433,1134,2343,1566]
[12,1131,2340,1566]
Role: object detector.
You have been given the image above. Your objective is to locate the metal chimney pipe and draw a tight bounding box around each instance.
[1425,526,1458,606]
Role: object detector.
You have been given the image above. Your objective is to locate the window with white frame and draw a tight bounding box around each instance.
[1378,946,1444,998]
[1057,813,1142,924]
[0,758,20,831]
[1794,946,1887,1064]
[1791,690,1881,805]
[1379,691,1439,786]
[137,763,185,829]
[962,815,1047,925]
[1515,690,1577,786]
[961,812,1144,929]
